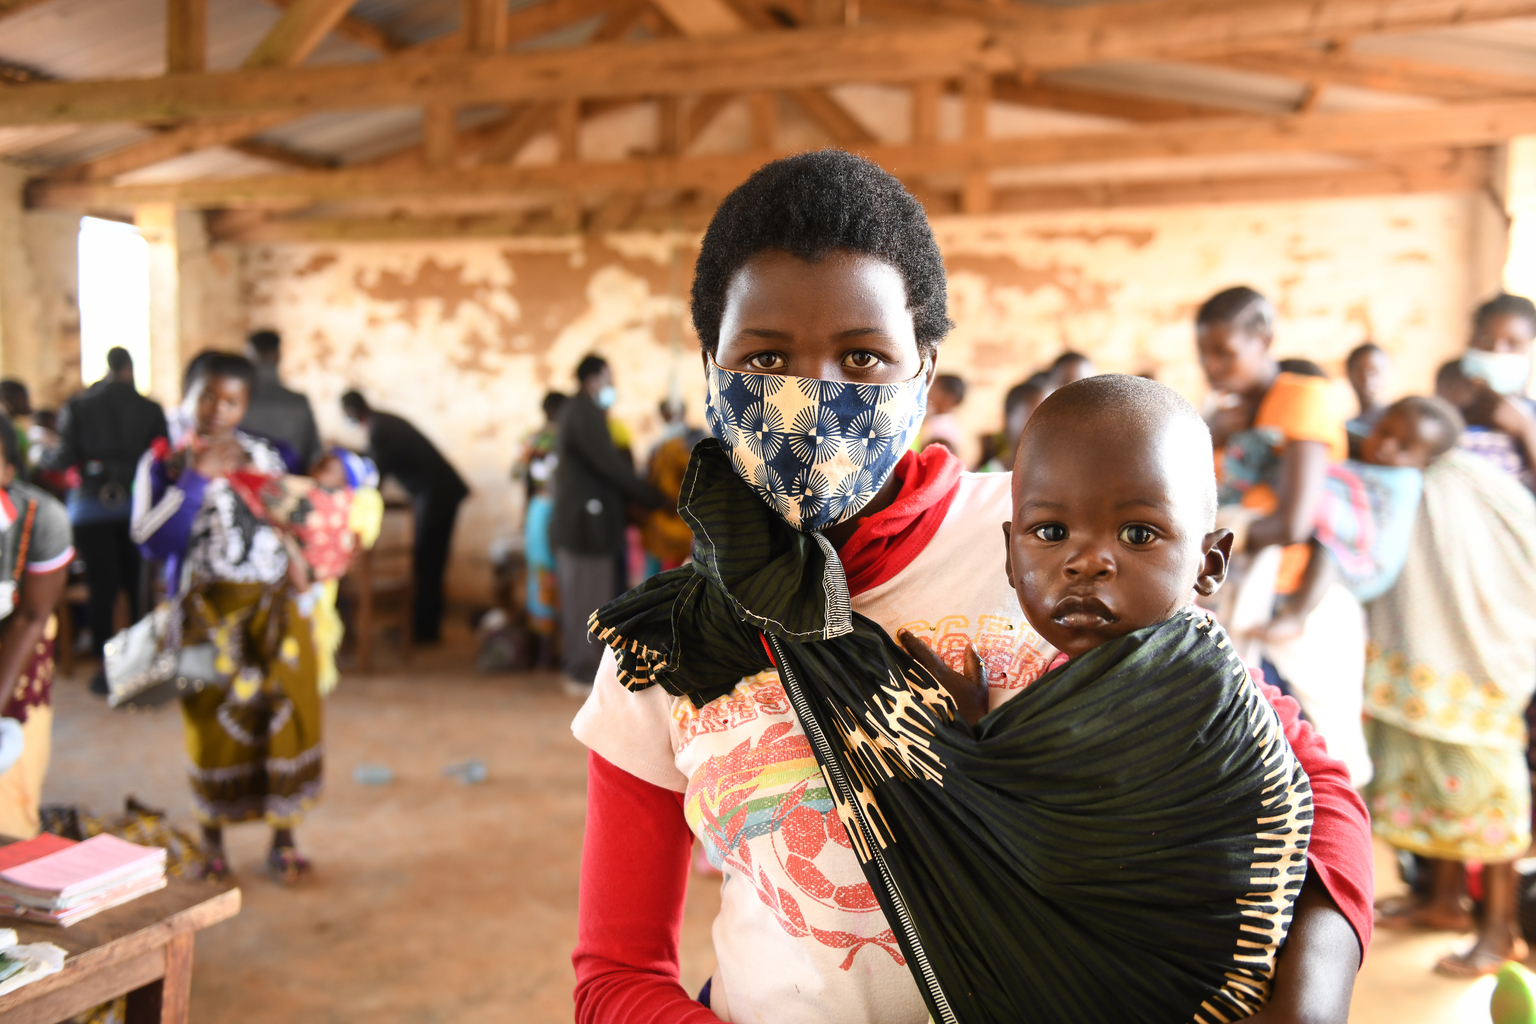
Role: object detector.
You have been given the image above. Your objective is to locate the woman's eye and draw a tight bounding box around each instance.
[1032,524,1066,543]
[843,350,879,370]
[1119,524,1156,546]
[746,353,785,371]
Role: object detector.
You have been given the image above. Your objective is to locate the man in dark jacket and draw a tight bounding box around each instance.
[341,391,468,644]
[241,329,321,472]
[48,347,167,683]
[552,355,664,696]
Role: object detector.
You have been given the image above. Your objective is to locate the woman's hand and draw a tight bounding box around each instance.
[897,630,989,725]
[191,436,248,478]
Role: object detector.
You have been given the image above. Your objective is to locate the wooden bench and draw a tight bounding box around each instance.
[0,876,239,1024]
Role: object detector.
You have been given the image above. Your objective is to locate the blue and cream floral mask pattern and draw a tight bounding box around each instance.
[704,357,930,532]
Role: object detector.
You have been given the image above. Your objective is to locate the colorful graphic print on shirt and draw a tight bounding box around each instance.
[675,615,1052,974]
[678,670,906,971]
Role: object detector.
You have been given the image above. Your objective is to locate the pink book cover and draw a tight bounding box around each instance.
[0,834,164,898]
[0,834,74,874]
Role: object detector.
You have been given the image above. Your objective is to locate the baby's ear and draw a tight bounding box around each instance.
[1194,529,1235,596]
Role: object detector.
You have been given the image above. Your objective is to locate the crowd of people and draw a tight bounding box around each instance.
[0,144,1527,1020]
[0,333,470,882]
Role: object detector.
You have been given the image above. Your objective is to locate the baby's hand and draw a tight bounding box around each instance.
[897,630,989,727]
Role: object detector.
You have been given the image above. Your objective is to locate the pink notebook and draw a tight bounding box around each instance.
[0,834,164,900]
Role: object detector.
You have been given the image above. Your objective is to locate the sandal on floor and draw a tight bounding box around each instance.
[195,855,230,882]
[1435,940,1530,978]
[266,847,311,886]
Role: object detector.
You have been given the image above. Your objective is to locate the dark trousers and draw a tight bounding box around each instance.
[555,549,616,683]
[412,492,462,643]
[73,519,142,658]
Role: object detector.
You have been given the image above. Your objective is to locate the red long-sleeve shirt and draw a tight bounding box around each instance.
[572,680,1373,1024]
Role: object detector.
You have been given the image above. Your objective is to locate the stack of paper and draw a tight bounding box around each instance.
[0,834,166,926]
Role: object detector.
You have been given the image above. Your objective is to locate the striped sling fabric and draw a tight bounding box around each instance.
[590,440,1314,1024]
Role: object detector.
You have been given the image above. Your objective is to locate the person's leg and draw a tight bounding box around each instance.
[72,521,122,659]
[411,494,459,643]
[112,519,144,623]
[1437,860,1526,974]
[556,549,614,692]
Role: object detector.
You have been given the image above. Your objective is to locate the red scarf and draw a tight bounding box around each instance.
[838,445,964,597]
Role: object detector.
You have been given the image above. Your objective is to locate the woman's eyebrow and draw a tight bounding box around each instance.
[835,327,886,339]
[737,328,790,339]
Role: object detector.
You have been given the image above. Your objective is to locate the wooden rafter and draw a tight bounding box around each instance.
[256,0,405,53]
[1206,47,1536,101]
[860,0,1536,67]
[992,75,1237,122]
[166,0,208,73]
[29,98,1525,210]
[201,147,1488,242]
[243,0,369,69]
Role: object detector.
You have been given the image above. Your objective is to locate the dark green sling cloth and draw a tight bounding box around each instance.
[591,441,1314,1024]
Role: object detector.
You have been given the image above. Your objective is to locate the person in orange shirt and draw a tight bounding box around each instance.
[1195,286,1369,787]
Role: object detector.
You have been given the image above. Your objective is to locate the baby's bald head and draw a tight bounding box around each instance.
[1006,375,1230,657]
[1016,375,1218,531]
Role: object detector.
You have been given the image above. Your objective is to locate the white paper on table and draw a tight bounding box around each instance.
[0,940,66,996]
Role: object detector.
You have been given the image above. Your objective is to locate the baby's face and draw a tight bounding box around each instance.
[1360,408,1432,469]
[1007,419,1230,659]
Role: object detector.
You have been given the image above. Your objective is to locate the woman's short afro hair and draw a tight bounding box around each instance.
[690,150,952,357]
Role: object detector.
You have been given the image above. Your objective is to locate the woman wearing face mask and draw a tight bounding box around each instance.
[569,152,1373,1024]
[1451,293,1536,490]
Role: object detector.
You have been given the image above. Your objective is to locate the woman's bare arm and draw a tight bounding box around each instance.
[0,566,66,709]
[1247,870,1359,1024]
[1248,440,1330,551]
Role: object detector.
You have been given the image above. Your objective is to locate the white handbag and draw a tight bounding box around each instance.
[103,601,220,709]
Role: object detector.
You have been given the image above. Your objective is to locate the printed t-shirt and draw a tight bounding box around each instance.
[572,471,1053,1024]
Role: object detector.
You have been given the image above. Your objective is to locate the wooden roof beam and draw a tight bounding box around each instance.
[0,23,1002,126]
[256,0,407,53]
[167,0,208,73]
[862,0,1536,68]
[202,147,1487,242]
[243,0,370,68]
[29,100,1526,210]
[992,75,1238,122]
[1205,46,1536,101]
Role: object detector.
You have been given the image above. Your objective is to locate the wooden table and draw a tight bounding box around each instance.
[0,876,239,1024]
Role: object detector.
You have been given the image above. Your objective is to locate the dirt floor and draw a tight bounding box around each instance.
[37,638,1514,1023]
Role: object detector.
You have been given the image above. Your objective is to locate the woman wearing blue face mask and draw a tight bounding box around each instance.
[568,151,1372,1024]
[1452,293,1536,491]
[552,355,666,697]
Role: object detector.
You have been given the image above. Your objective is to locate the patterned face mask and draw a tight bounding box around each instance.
[704,357,930,532]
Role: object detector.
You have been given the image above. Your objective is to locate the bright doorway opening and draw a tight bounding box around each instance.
[77,216,151,392]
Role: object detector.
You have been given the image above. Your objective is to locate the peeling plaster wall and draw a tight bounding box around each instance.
[244,190,1492,606]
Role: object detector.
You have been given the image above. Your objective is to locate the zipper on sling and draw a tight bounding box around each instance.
[766,634,958,1024]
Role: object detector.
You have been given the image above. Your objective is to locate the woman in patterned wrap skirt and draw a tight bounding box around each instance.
[131,353,321,885]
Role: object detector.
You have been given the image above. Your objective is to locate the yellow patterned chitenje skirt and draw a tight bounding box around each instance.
[1365,716,1531,862]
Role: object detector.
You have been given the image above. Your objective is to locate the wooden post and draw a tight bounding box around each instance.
[464,0,509,53]
[962,71,991,214]
[748,92,777,150]
[166,0,207,73]
[134,204,182,406]
[911,79,940,146]
[556,98,581,161]
[422,103,456,168]
[657,95,681,155]
[124,931,194,1024]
